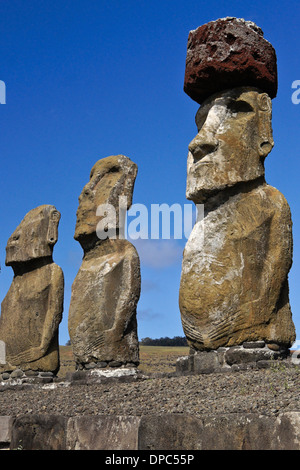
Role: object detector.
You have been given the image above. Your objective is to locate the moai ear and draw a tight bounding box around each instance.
[257,93,274,158]
[258,93,272,112]
[47,209,61,246]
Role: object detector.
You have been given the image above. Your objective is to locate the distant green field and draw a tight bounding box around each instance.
[58,345,189,377]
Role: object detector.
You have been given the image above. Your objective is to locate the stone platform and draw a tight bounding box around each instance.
[66,366,142,385]
[176,341,294,375]
[0,369,55,387]
[2,411,300,450]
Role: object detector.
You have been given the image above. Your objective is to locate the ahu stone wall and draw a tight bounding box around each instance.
[2,412,300,450]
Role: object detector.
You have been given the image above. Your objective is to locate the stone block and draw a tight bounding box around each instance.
[184,17,277,104]
[243,341,265,349]
[193,351,221,374]
[0,416,13,444]
[66,416,141,450]
[138,414,203,450]
[138,412,300,450]
[5,411,300,450]
[10,414,67,450]
[225,346,285,365]
[176,355,194,374]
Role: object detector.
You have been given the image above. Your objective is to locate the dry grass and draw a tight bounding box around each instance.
[138,345,189,375]
[58,345,189,378]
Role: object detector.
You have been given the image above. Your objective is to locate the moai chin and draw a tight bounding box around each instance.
[179,18,296,352]
[68,155,141,369]
[0,205,64,374]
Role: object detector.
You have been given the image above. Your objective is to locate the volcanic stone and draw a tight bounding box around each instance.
[74,155,138,252]
[179,87,295,351]
[184,17,277,104]
[68,155,141,367]
[0,205,64,374]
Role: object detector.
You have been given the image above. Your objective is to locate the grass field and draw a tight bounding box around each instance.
[58,345,189,378]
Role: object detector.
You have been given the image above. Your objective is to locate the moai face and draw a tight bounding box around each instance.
[74,155,137,250]
[186,87,274,203]
[5,205,60,266]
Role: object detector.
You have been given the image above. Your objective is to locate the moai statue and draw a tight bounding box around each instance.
[68,155,141,370]
[0,205,64,376]
[179,18,296,358]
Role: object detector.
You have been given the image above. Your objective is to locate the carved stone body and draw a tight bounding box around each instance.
[179,84,295,351]
[180,181,295,350]
[0,205,64,374]
[68,155,141,368]
[68,239,140,364]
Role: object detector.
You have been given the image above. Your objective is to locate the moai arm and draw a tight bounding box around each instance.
[258,187,295,345]
[213,185,295,348]
[9,264,64,365]
[83,244,140,355]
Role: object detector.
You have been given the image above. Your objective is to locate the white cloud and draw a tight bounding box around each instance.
[137,308,162,321]
[132,238,183,269]
[142,279,160,292]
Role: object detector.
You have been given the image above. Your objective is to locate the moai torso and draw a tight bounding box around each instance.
[68,239,140,364]
[180,182,294,350]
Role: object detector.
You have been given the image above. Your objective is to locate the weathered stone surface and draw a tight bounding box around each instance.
[10,369,23,378]
[224,346,287,365]
[0,416,12,444]
[5,412,300,450]
[66,416,141,450]
[69,239,140,365]
[0,205,64,374]
[5,205,61,265]
[10,414,67,450]
[179,86,295,351]
[138,414,204,450]
[180,180,295,350]
[74,154,138,252]
[138,412,300,450]
[197,412,300,450]
[243,341,265,349]
[68,155,140,367]
[66,365,140,385]
[184,17,277,104]
[193,351,222,374]
[176,355,194,375]
[185,87,274,203]
[176,345,294,375]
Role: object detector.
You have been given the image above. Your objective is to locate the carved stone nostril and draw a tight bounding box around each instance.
[191,143,218,163]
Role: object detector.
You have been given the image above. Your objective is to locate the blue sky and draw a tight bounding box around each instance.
[0,0,300,346]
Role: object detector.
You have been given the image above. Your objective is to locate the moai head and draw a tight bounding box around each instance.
[183,17,277,203]
[74,155,138,251]
[5,205,60,268]
[186,86,274,202]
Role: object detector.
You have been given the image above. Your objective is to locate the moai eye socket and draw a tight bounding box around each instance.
[227,100,254,114]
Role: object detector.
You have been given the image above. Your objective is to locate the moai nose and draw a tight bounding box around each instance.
[188,133,219,162]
